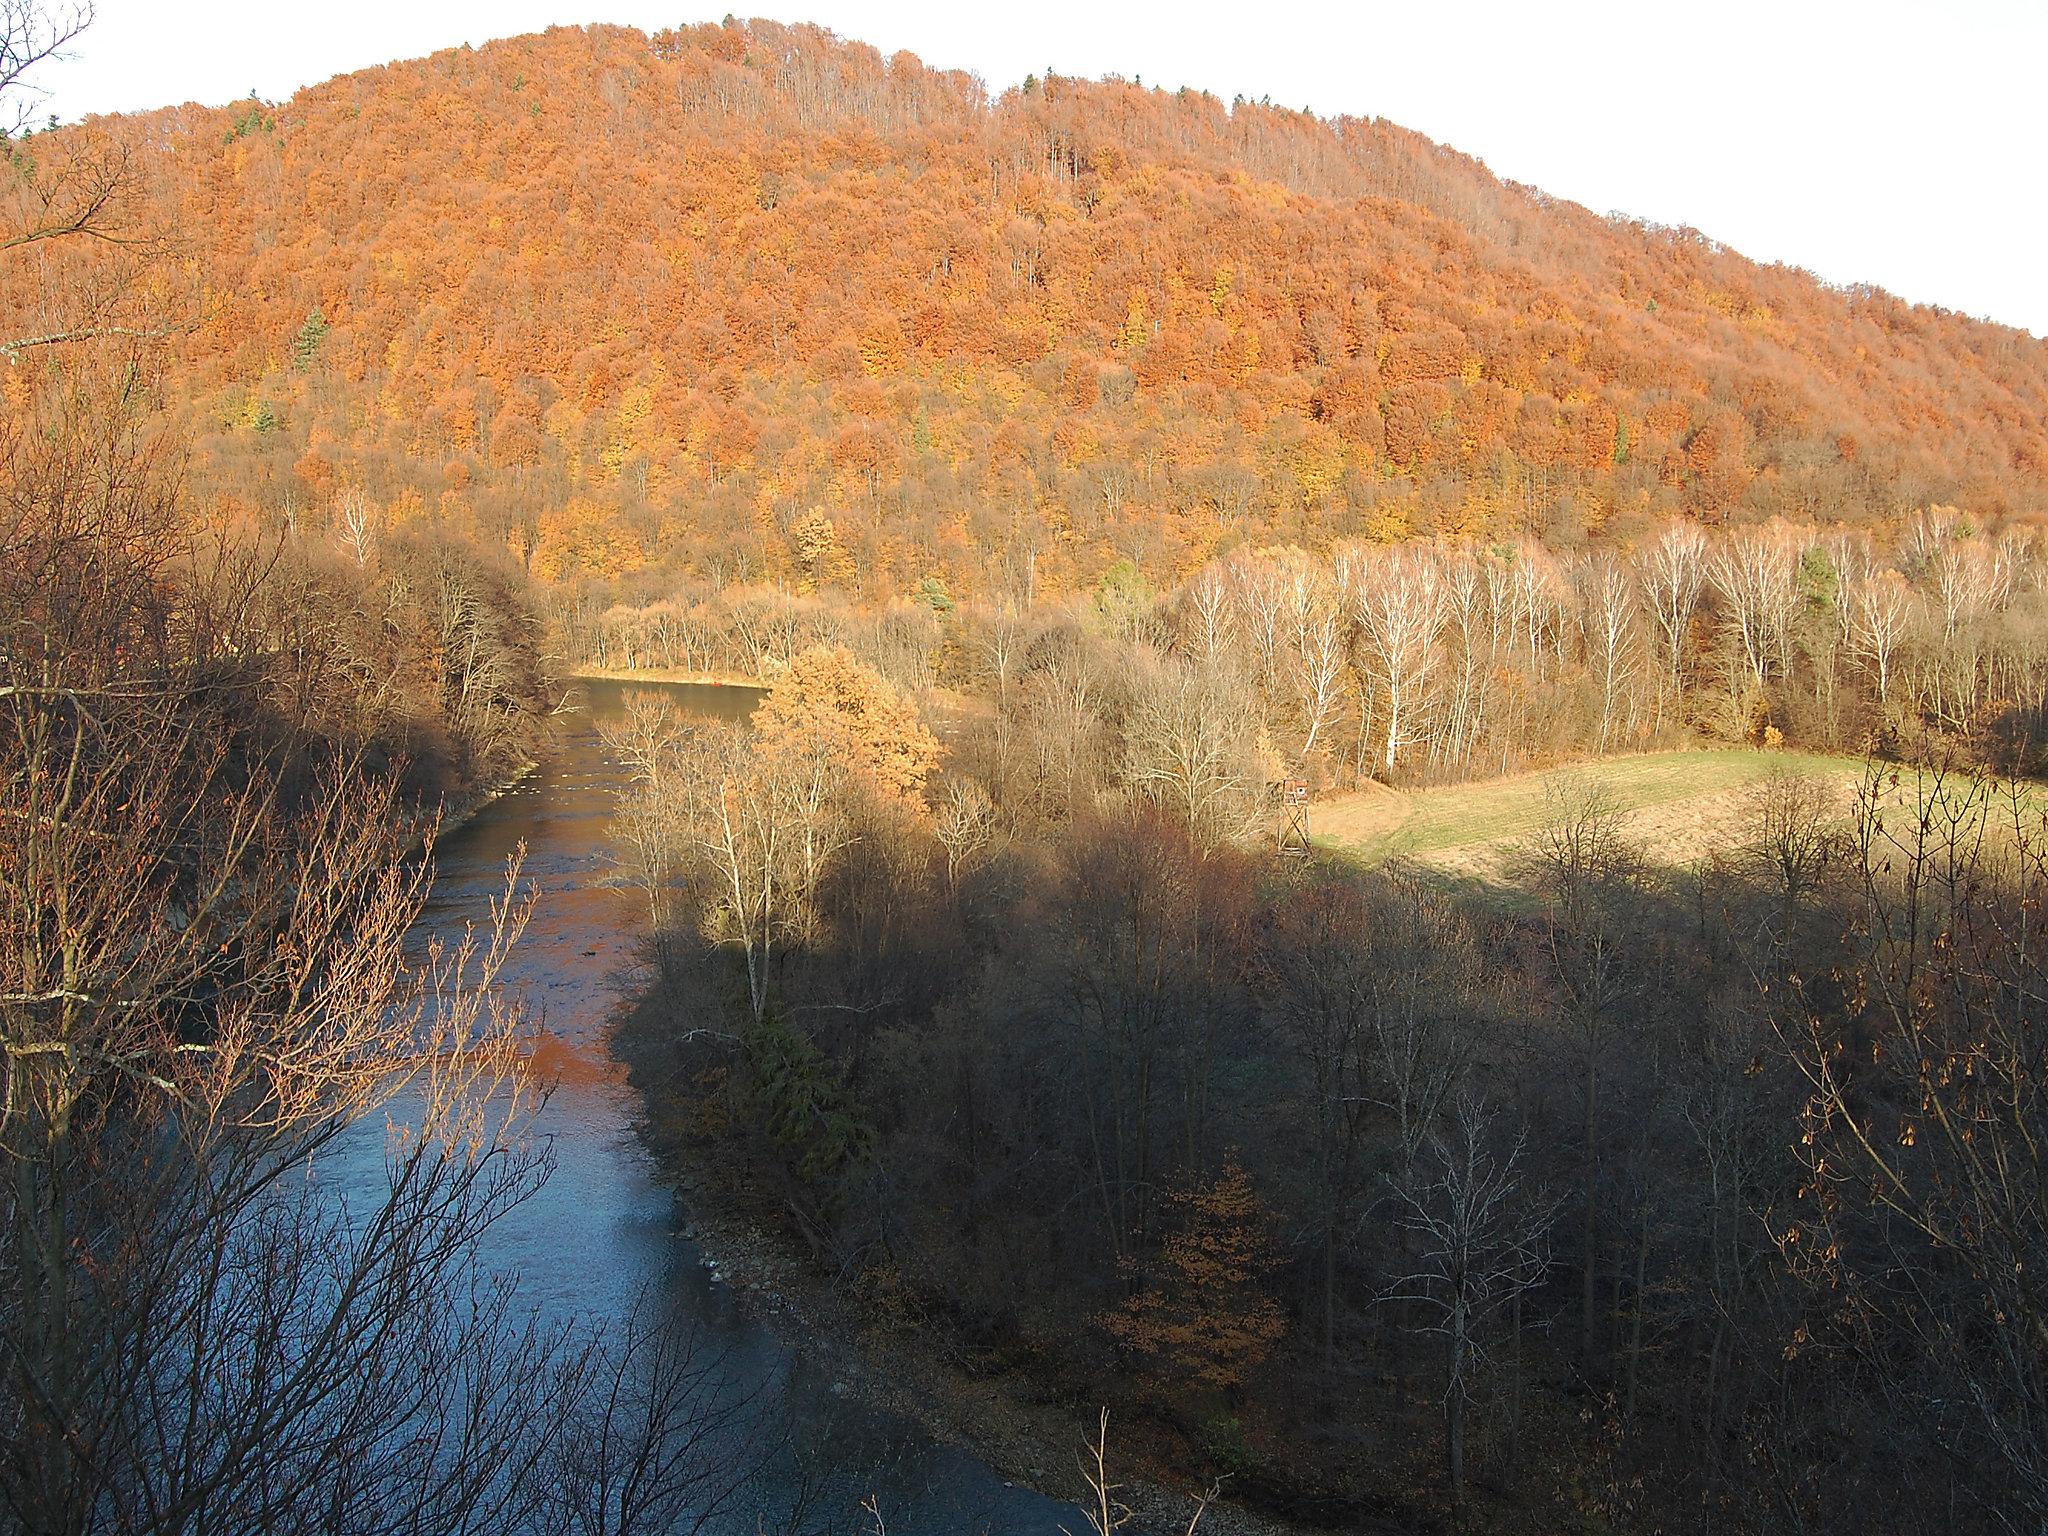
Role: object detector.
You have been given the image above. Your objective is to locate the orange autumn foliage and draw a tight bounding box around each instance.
[754,644,940,812]
[8,20,2043,598]
[1106,1160,1287,1395]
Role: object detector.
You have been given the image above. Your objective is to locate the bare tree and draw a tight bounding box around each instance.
[1436,551,1494,771]
[1708,526,1800,692]
[1639,519,1706,713]
[1849,568,1914,707]
[1575,553,1639,751]
[1177,565,1235,668]
[333,483,378,570]
[1387,1098,1555,1499]
[0,3,169,367]
[602,692,696,930]
[975,604,1028,709]
[933,775,997,888]
[1528,774,1642,1368]
[1346,545,1448,775]
[1781,765,2048,1530]
[1120,656,1259,846]
[1065,1409,1216,1536]
[1026,661,1105,823]
[1293,593,1348,759]
[1737,768,1844,951]
[675,722,844,1022]
[2,553,558,1530]
[1225,549,1291,702]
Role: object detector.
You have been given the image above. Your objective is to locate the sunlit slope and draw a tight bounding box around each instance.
[24,18,2044,594]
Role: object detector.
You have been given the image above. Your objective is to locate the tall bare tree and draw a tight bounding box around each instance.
[1345,545,1448,775]
[1387,1098,1554,1500]
[1709,526,1800,693]
[1639,519,1705,716]
[1575,553,1639,751]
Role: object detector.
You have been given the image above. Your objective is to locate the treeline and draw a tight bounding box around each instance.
[3,387,554,821]
[614,629,2048,1532]
[249,515,558,810]
[15,19,2044,601]
[568,504,2048,801]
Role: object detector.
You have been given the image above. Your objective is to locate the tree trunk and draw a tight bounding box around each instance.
[1625,1207,1650,1427]
[1581,1055,1600,1370]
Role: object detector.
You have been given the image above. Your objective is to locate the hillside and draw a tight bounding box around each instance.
[10,19,2047,600]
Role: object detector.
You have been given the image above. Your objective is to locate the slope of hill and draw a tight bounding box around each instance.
[13,19,2047,598]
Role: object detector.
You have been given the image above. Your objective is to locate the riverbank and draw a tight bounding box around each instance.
[613,1006,1345,1536]
[396,758,540,858]
[569,666,766,689]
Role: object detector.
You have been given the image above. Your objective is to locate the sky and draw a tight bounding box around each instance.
[28,0,2048,338]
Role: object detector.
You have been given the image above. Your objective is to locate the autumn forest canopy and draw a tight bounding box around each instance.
[9,10,2048,1536]
[11,16,2045,599]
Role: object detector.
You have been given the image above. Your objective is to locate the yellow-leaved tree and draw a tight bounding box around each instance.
[607,646,940,1023]
[754,644,940,814]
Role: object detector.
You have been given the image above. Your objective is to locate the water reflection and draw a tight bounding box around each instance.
[375,679,1073,1535]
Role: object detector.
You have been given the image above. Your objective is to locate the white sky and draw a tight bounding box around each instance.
[29,1,2048,337]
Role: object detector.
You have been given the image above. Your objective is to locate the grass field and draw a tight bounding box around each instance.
[1312,748,1872,886]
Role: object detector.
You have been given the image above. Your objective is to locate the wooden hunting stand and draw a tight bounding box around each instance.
[1278,776,1311,857]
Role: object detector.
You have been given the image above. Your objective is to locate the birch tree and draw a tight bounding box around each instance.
[1293,593,1348,759]
[1708,526,1799,691]
[1639,519,1706,711]
[1849,568,1914,706]
[1347,546,1448,775]
[1575,554,1639,751]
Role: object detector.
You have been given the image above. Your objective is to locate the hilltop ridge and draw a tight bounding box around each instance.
[12,19,2044,595]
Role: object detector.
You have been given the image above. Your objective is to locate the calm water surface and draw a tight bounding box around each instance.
[408,679,1074,1536]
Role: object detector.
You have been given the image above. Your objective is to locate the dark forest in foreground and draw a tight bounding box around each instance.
[607,621,2048,1534]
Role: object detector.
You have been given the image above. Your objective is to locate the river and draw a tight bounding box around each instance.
[411,678,1076,1536]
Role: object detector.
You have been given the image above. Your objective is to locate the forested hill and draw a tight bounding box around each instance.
[40,18,2048,597]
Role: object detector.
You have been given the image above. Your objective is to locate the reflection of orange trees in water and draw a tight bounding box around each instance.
[516,1027,623,1089]
[1104,1159,1287,1397]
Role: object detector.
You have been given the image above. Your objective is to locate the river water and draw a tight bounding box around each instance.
[412,679,1074,1536]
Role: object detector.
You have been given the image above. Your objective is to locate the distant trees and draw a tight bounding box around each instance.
[578,499,2045,809]
[606,644,936,1020]
[605,589,2048,1531]
[14,13,2039,610]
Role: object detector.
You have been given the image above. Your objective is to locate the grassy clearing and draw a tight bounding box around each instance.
[1313,748,1871,884]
